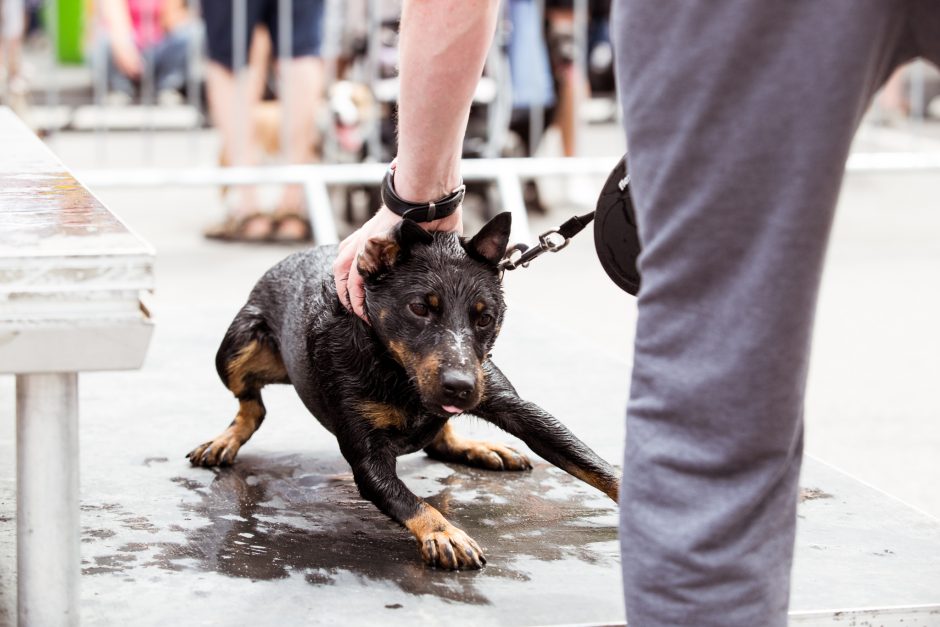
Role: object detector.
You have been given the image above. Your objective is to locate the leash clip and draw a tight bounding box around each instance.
[498,228,571,278]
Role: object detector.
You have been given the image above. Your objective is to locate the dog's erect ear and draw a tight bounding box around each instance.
[465,212,512,266]
[396,218,434,251]
[357,219,433,278]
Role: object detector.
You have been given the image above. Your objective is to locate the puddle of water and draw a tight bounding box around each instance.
[81,453,619,605]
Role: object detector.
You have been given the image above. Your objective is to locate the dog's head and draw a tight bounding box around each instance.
[357,213,512,416]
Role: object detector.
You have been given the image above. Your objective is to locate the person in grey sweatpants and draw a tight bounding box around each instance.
[612,2,940,625]
[333,1,939,625]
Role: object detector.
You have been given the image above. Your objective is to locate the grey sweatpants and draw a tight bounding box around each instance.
[611,2,940,625]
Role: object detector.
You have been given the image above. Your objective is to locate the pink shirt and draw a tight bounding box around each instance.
[128,0,165,49]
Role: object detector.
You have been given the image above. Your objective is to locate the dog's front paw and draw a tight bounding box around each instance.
[463,441,532,471]
[419,525,486,570]
[186,430,243,467]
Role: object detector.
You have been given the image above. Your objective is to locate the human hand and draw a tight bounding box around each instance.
[111,38,143,79]
[333,205,463,322]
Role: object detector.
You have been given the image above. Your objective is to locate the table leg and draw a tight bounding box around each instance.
[16,373,80,627]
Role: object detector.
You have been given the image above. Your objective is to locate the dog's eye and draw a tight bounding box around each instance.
[477,313,494,328]
[409,303,429,317]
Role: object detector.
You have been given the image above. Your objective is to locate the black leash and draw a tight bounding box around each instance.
[498,210,596,274]
[498,154,641,296]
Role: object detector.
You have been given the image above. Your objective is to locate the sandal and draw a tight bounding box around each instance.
[204,212,275,242]
[271,210,313,244]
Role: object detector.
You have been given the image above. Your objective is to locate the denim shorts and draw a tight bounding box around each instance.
[202,0,324,69]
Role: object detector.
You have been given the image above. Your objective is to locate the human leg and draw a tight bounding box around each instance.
[267,0,326,241]
[612,1,915,625]
[151,22,199,94]
[95,36,136,100]
[202,1,270,237]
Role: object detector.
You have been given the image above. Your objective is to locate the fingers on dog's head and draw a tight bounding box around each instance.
[357,219,432,278]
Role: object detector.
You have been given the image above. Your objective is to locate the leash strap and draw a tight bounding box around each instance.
[498,210,596,274]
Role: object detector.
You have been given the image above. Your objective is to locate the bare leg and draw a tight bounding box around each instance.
[205,29,267,236]
[547,9,589,158]
[273,56,324,240]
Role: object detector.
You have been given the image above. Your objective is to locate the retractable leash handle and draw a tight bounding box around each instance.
[498,154,642,296]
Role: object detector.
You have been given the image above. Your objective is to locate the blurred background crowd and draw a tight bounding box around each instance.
[1,0,939,244]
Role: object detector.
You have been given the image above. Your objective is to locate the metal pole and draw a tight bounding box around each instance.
[142,0,156,162]
[45,0,60,137]
[304,177,340,244]
[365,0,382,161]
[572,0,588,156]
[16,372,80,627]
[496,170,532,242]
[278,0,293,165]
[93,1,109,164]
[529,0,546,154]
[188,0,204,162]
[909,60,926,122]
[320,0,343,164]
[484,0,510,159]
[233,0,248,169]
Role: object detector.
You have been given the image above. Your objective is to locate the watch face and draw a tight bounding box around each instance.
[593,154,642,295]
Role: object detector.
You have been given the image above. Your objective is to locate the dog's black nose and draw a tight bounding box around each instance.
[440,370,475,402]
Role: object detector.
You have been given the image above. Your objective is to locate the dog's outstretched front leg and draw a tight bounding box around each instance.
[475,362,621,501]
[425,422,533,471]
[338,433,486,570]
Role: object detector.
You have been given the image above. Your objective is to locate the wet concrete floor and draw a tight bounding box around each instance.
[0,304,630,626]
[77,454,620,625]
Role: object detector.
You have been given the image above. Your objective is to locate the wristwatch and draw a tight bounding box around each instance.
[380,163,465,223]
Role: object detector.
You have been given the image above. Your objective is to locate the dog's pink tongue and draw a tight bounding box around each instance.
[442,405,463,414]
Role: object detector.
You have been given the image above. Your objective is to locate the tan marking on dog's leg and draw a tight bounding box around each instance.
[426,422,532,471]
[358,401,408,430]
[189,340,287,467]
[226,340,288,398]
[188,397,265,467]
[404,502,485,570]
[565,464,620,501]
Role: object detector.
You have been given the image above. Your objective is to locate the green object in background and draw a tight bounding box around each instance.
[43,0,86,64]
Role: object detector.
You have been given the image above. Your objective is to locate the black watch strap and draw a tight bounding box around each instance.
[381,166,465,223]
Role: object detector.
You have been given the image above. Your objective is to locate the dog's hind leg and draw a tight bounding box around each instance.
[188,305,289,467]
[424,422,532,471]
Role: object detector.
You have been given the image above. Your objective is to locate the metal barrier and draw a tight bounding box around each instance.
[75,150,940,246]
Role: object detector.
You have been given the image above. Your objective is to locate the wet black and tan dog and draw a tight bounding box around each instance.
[188,212,620,569]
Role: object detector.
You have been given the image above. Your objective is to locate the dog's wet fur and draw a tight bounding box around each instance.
[188,213,620,570]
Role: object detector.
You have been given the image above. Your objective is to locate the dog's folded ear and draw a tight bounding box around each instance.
[358,219,433,278]
[465,212,512,266]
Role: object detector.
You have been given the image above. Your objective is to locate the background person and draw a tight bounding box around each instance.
[96,0,196,105]
[201,0,325,244]
[334,1,940,626]
[0,0,27,115]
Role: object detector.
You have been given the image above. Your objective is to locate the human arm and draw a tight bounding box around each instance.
[160,0,190,32]
[100,0,142,79]
[333,0,501,320]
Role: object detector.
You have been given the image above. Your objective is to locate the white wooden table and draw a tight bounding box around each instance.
[0,107,154,626]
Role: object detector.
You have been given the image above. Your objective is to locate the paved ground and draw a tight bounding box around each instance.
[1,117,939,624]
